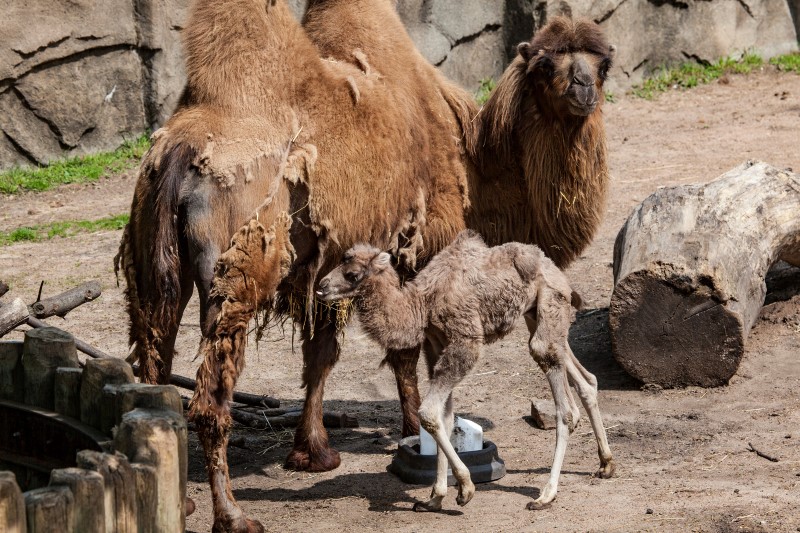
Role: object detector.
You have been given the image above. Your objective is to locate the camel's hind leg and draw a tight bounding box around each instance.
[413,340,479,512]
[565,348,615,478]
[523,288,577,510]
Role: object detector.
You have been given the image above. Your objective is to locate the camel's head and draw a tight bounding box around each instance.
[518,17,615,118]
[317,244,392,301]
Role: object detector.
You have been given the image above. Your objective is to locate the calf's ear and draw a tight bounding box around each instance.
[374,252,392,269]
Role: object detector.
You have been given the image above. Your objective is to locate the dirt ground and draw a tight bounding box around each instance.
[2,68,799,532]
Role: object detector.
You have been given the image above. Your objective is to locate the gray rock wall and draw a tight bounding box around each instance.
[1,0,797,169]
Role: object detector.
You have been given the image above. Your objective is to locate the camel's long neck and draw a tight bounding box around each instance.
[467,84,609,268]
[355,271,426,350]
[183,0,325,110]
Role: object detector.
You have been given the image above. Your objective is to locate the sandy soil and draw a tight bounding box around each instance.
[1,68,799,533]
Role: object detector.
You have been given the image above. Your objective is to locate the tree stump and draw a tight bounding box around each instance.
[75,451,136,533]
[22,328,79,410]
[24,486,74,533]
[0,471,26,533]
[611,162,800,387]
[0,341,24,402]
[54,368,83,419]
[113,409,187,533]
[49,468,105,533]
[80,359,134,431]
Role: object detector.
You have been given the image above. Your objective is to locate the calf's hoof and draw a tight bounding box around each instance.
[597,458,616,479]
[526,500,553,511]
[455,482,475,507]
[285,445,341,472]
[412,500,442,513]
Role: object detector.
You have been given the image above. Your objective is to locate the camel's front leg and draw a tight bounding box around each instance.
[191,335,263,533]
[285,318,342,472]
[188,217,292,532]
[413,340,479,511]
[413,392,455,512]
[384,346,422,437]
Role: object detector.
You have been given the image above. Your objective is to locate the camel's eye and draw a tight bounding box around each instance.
[598,58,611,80]
[535,55,555,79]
[344,271,363,284]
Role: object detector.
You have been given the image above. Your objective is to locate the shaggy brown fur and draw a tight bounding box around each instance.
[319,231,616,512]
[467,17,615,268]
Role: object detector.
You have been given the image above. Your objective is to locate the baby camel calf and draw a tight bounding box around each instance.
[317,230,615,511]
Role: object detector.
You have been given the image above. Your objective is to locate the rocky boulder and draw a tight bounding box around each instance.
[1,0,798,170]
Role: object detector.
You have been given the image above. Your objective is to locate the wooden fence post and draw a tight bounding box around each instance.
[80,359,134,432]
[22,328,79,410]
[0,341,24,402]
[0,471,26,533]
[114,409,187,532]
[75,451,136,533]
[49,468,105,533]
[24,486,74,533]
[54,368,82,419]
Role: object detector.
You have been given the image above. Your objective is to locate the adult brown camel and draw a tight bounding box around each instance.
[116,0,615,528]
[117,0,474,530]
[301,4,616,447]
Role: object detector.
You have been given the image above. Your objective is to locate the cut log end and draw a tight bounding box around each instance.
[610,273,744,387]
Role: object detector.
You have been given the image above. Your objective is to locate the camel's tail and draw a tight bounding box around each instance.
[115,141,197,383]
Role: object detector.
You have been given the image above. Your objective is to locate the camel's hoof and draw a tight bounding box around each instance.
[285,446,341,472]
[456,489,474,507]
[412,501,442,513]
[212,516,265,533]
[185,497,196,516]
[597,459,616,479]
[526,500,552,511]
[455,482,475,507]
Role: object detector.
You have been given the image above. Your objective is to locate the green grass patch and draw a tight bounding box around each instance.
[475,77,496,106]
[631,51,765,99]
[0,135,150,194]
[770,52,800,73]
[0,214,129,247]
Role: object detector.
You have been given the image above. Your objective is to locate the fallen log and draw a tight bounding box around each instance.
[0,298,28,337]
[611,161,800,387]
[31,281,101,319]
[0,281,8,299]
[229,406,358,430]
[163,371,280,408]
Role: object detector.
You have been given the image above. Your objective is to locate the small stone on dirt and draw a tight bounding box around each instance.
[527,398,557,430]
[646,508,653,514]
[27,208,40,215]
[641,383,663,394]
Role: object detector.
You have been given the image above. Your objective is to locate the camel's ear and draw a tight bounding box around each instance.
[374,252,392,270]
[517,42,534,62]
[571,290,584,310]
